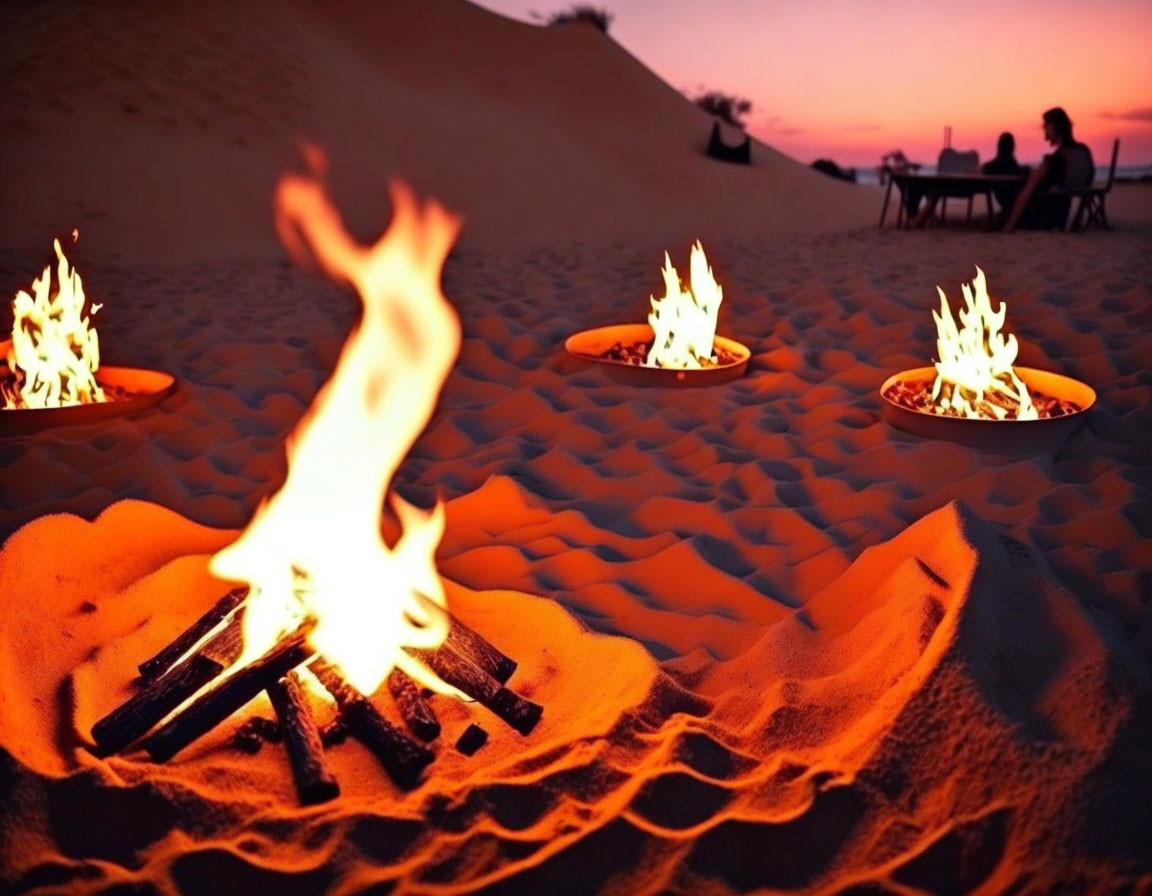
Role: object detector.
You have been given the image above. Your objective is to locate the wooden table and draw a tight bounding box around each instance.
[879,172,1026,229]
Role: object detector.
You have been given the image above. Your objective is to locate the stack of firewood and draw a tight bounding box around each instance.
[90,587,542,805]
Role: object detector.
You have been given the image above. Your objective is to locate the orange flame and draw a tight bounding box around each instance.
[2,235,105,410]
[210,157,462,696]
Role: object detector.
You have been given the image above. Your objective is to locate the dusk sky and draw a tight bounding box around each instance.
[475,0,1152,171]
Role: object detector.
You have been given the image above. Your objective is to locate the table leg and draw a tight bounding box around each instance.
[879,177,895,228]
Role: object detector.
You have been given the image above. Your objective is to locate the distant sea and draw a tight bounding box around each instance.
[850,163,1152,188]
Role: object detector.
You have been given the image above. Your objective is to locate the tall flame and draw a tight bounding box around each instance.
[2,236,105,410]
[930,267,1037,420]
[210,159,462,696]
[646,241,723,369]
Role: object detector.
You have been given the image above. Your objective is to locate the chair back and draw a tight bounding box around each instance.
[1102,138,1120,191]
[937,148,979,174]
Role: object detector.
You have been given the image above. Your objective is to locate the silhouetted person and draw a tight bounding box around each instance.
[1003,108,1094,232]
[981,132,1026,225]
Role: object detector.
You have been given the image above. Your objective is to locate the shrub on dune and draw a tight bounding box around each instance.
[692,90,753,128]
[532,4,614,32]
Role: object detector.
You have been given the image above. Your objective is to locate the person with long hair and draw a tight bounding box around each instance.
[1003,107,1094,231]
[981,132,1026,226]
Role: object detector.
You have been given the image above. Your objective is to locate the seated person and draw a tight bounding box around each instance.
[1003,108,1094,232]
[981,132,1026,225]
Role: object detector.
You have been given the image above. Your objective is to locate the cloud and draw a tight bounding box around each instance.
[847,123,882,132]
[749,114,803,135]
[1100,107,1152,123]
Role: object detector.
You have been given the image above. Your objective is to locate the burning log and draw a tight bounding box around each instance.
[91,587,540,803]
[90,609,246,756]
[386,668,440,741]
[320,717,349,747]
[137,587,248,681]
[444,612,517,684]
[268,670,340,805]
[309,657,433,788]
[405,643,542,736]
[142,622,316,763]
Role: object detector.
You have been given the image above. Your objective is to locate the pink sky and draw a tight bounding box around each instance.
[474,0,1152,170]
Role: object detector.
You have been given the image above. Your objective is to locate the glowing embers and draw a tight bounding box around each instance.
[88,165,541,806]
[566,241,749,386]
[0,234,173,433]
[881,267,1095,447]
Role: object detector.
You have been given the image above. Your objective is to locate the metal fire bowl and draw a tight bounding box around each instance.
[565,323,750,387]
[880,365,1096,450]
[0,352,175,436]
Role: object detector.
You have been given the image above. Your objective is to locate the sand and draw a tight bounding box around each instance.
[2,1,1152,894]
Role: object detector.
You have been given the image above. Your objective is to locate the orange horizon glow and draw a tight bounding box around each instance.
[475,0,1152,170]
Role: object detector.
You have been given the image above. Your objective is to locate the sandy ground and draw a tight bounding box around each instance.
[2,1,1152,894]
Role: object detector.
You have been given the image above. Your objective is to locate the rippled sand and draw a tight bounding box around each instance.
[2,227,1151,894]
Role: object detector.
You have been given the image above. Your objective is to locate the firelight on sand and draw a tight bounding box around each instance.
[647,240,723,369]
[211,162,463,697]
[1,233,105,410]
[930,266,1036,420]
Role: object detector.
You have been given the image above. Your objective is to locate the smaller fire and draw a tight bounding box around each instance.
[930,266,1035,420]
[1,233,105,410]
[883,267,1083,422]
[565,240,748,386]
[646,241,724,369]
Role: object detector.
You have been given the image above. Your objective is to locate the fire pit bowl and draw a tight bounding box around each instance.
[0,340,175,436]
[565,323,750,387]
[880,365,1096,450]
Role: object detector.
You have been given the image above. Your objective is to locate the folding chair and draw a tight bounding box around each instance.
[1063,138,1119,232]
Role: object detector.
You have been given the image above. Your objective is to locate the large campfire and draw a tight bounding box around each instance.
[89,165,541,805]
[881,267,1095,445]
[566,241,749,385]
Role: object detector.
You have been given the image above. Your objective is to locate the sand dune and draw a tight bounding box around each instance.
[2,0,1152,893]
[0,0,880,264]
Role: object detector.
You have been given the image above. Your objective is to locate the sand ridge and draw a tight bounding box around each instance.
[0,0,880,263]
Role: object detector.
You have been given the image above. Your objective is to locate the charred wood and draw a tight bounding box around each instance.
[455,724,488,755]
[406,644,541,735]
[386,667,440,741]
[142,622,315,762]
[320,718,349,747]
[309,657,433,788]
[268,671,340,805]
[233,716,281,754]
[444,612,517,684]
[138,587,248,681]
[90,611,246,756]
